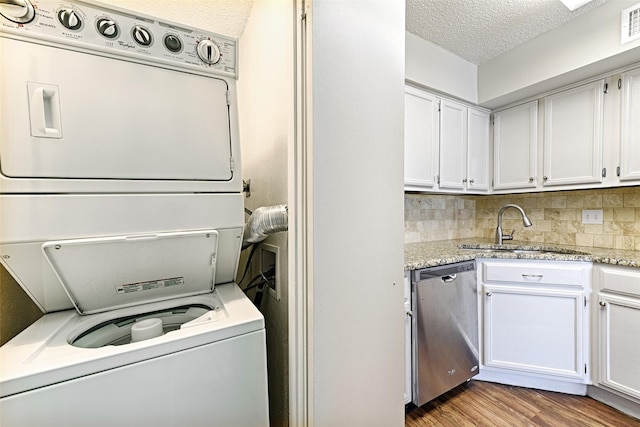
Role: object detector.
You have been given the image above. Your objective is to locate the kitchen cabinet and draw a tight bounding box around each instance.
[477,259,592,393]
[542,80,605,187]
[619,68,640,182]
[404,271,412,405]
[438,99,467,191]
[466,108,491,191]
[404,85,490,193]
[404,86,439,190]
[593,265,640,403]
[493,101,538,191]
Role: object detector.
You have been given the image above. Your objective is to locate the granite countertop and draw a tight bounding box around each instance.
[404,238,640,271]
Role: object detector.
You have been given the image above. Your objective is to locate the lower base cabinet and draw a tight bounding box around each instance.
[476,259,592,394]
[592,265,640,417]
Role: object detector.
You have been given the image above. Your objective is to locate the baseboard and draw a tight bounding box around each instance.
[587,385,640,420]
[475,369,588,395]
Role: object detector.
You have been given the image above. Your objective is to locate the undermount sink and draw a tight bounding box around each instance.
[459,245,586,255]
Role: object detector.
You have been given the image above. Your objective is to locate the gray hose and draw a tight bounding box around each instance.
[242,204,288,249]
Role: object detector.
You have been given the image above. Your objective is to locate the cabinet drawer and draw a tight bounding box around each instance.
[597,265,640,297]
[481,260,590,286]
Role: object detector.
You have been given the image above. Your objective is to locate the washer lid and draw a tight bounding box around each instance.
[42,230,219,315]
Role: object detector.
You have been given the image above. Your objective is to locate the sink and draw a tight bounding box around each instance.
[459,245,587,255]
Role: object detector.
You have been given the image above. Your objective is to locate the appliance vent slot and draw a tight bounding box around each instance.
[621,3,640,44]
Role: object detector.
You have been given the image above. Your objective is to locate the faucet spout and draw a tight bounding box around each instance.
[495,204,533,244]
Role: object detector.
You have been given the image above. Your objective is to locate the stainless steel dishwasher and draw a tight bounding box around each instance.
[411,260,479,406]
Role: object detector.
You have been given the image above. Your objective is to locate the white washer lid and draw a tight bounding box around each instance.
[41,230,219,315]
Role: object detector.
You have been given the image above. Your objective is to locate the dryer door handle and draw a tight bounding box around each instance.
[28,82,63,138]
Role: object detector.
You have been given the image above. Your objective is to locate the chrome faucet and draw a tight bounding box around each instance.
[495,204,533,244]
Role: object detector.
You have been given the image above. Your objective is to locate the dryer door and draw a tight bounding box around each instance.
[1,38,234,182]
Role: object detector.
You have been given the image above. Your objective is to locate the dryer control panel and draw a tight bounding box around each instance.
[0,0,237,78]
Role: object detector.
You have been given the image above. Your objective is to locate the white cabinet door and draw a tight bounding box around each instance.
[482,284,586,380]
[543,80,605,187]
[597,293,640,400]
[404,86,439,189]
[493,101,538,190]
[467,108,491,192]
[595,264,640,401]
[620,68,640,182]
[439,99,467,191]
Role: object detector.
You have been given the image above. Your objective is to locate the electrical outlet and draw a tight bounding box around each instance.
[582,209,603,225]
[259,244,280,301]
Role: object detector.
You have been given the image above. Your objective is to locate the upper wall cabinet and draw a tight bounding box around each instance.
[619,68,640,182]
[404,86,439,189]
[493,101,537,191]
[404,85,490,194]
[438,99,467,191]
[542,80,605,187]
[467,108,491,191]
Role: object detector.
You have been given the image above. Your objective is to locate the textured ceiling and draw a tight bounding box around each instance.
[406,0,611,64]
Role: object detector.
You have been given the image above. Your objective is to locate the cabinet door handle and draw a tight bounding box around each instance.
[522,274,543,280]
[486,292,492,296]
[599,301,607,307]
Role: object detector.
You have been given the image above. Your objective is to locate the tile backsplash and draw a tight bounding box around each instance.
[405,186,640,250]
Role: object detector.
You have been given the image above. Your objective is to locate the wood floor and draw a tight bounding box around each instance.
[405,380,640,427]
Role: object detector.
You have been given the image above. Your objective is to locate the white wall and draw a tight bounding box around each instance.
[479,0,640,108]
[406,32,478,103]
[309,1,405,425]
[238,1,293,426]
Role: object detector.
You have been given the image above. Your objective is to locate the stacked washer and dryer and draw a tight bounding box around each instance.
[0,0,270,425]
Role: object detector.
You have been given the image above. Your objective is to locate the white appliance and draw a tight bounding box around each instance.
[0,1,269,426]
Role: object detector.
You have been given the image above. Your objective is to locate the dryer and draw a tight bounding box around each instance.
[0,1,269,426]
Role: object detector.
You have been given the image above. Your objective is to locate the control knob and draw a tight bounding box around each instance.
[96,18,119,38]
[163,34,182,53]
[0,0,35,24]
[58,8,82,30]
[132,25,152,46]
[196,39,221,65]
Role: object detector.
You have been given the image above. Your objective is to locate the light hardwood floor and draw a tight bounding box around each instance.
[405,380,640,427]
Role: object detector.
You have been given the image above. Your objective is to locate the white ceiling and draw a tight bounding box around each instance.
[406,0,611,65]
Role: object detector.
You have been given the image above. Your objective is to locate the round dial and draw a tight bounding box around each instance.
[96,18,119,39]
[0,0,35,24]
[131,25,153,47]
[58,8,82,30]
[196,39,221,65]
[163,34,182,53]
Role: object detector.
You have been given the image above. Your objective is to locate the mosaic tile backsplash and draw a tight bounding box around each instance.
[405,186,640,250]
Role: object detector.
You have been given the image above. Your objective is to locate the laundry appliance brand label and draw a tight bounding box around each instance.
[116,277,184,294]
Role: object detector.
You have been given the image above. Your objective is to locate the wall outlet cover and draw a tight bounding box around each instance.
[582,209,603,225]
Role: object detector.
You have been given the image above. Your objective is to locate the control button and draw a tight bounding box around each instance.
[196,39,221,65]
[96,18,119,39]
[163,34,182,53]
[132,25,153,47]
[58,8,82,30]
[0,0,35,24]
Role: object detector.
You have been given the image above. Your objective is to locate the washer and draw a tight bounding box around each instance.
[0,1,269,425]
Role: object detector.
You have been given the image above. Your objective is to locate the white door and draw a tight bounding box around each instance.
[493,101,538,190]
[0,38,234,182]
[543,80,604,186]
[467,108,490,192]
[597,294,640,400]
[483,284,586,380]
[439,99,467,191]
[404,86,439,189]
[619,68,640,182]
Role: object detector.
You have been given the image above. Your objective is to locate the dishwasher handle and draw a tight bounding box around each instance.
[441,274,457,283]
